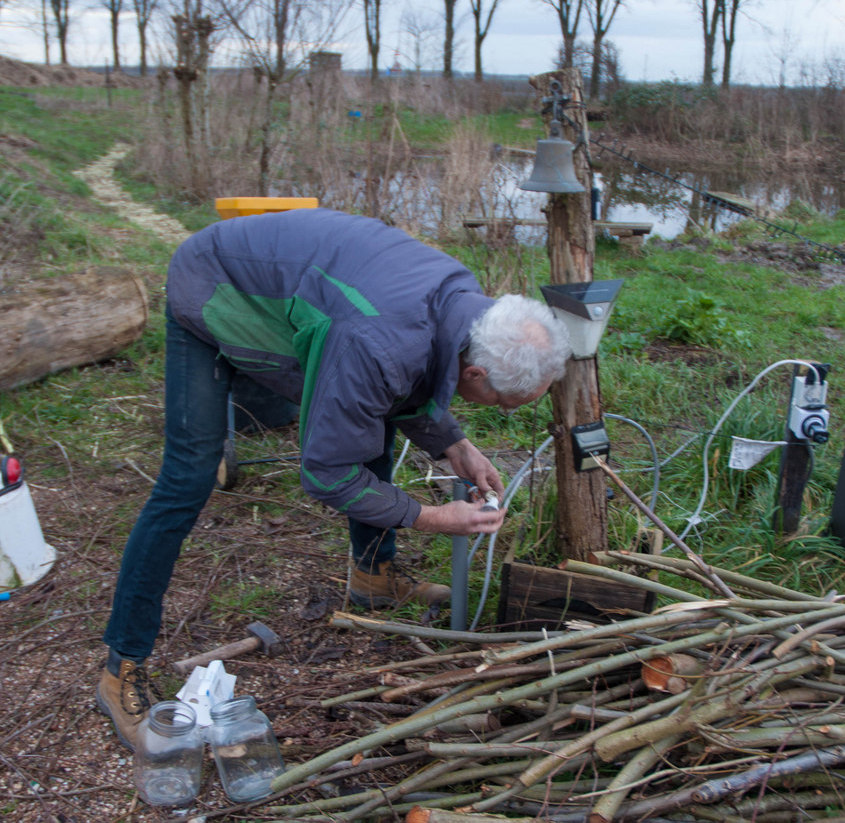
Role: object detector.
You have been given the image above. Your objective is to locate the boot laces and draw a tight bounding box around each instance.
[120,665,160,717]
[386,560,419,592]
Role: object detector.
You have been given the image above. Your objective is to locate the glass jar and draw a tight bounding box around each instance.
[209,696,285,801]
[133,701,203,807]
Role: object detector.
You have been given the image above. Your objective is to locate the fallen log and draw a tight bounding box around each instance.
[0,265,149,390]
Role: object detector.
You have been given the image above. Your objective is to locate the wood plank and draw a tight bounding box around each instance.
[704,191,757,213]
[705,191,780,220]
[462,217,546,228]
[462,217,653,237]
[498,533,660,630]
[497,145,537,157]
[594,220,653,236]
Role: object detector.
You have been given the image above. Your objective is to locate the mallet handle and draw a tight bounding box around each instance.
[172,635,260,676]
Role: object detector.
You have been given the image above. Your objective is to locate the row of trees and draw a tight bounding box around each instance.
[355,0,758,93]
[6,0,761,93]
[2,0,158,73]
[547,0,754,93]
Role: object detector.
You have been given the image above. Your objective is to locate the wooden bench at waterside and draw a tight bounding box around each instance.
[462,217,653,247]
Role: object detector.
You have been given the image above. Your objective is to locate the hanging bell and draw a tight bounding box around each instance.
[519,136,585,194]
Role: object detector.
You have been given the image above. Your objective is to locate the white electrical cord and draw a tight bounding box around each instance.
[678,359,823,542]
[391,435,411,481]
[390,358,823,628]
[604,413,660,512]
[467,436,556,630]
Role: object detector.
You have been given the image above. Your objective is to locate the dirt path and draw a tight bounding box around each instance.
[73,143,192,246]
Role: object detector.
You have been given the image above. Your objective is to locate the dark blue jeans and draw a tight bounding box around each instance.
[102,307,396,661]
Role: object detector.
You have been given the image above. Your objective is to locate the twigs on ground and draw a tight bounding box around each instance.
[262,557,845,821]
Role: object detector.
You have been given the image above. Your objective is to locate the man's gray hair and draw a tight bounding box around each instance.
[467,294,572,396]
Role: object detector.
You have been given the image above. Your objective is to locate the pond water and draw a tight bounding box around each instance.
[597,161,843,240]
[506,156,843,243]
[297,152,841,246]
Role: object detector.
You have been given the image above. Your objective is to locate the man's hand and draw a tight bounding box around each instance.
[443,438,505,498]
[410,438,506,536]
[412,500,506,536]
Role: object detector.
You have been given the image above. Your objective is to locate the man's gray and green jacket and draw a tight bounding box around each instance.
[167,208,493,531]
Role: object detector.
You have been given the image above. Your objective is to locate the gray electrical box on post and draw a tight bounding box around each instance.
[831,449,845,548]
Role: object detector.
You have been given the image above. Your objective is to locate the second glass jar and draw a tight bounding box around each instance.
[208,696,285,801]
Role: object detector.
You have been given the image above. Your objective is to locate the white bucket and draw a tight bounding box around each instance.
[0,482,56,588]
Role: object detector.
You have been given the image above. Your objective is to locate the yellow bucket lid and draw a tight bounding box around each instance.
[215,196,319,220]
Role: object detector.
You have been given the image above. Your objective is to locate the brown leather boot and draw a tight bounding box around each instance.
[96,659,159,751]
[350,559,451,609]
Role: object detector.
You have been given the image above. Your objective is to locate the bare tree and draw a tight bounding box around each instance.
[218,0,291,193]
[170,0,215,196]
[41,0,52,63]
[540,0,584,69]
[585,0,622,99]
[101,0,123,69]
[363,0,381,81]
[215,0,350,194]
[49,0,71,64]
[769,21,798,88]
[400,6,439,72]
[697,0,723,86]
[565,36,621,95]
[468,0,500,82]
[721,0,752,87]
[442,0,458,78]
[132,0,159,75]
[6,0,54,63]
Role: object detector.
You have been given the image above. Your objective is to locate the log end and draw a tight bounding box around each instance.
[405,806,430,823]
[642,654,702,694]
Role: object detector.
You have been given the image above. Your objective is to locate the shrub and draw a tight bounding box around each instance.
[649,288,750,349]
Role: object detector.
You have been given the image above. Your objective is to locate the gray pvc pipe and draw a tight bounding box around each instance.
[450,480,469,631]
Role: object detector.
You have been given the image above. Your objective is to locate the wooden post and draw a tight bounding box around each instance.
[773,431,811,535]
[531,69,608,562]
[773,365,817,535]
[830,449,845,548]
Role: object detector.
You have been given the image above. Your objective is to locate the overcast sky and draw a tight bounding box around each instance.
[1,0,843,86]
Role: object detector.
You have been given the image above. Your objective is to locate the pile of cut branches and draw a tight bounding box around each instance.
[262,552,845,822]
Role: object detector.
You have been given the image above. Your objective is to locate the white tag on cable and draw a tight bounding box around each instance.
[728,437,786,470]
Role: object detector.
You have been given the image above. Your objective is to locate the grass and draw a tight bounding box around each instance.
[209,582,286,621]
[0,87,137,169]
[2,79,844,632]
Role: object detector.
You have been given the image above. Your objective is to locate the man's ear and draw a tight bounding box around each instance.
[461,364,488,383]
